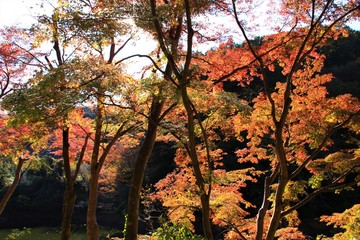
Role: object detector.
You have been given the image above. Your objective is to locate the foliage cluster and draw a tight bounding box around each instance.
[151,220,205,240]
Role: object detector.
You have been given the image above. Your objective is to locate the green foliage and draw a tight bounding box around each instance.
[123,214,128,237]
[0,157,15,189]
[308,174,324,189]
[152,221,205,240]
[5,227,31,240]
[1,68,83,127]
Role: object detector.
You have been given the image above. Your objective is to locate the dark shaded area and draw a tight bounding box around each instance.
[298,189,360,237]
[321,29,360,98]
[0,141,176,235]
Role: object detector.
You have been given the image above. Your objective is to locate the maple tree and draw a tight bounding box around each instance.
[50,110,92,240]
[2,1,138,239]
[182,1,360,239]
[42,2,136,238]
[124,71,178,239]
[142,0,231,239]
[123,0,188,237]
[0,26,46,218]
[146,1,360,240]
[0,27,40,100]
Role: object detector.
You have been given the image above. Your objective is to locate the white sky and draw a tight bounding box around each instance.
[0,0,359,48]
[0,0,47,27]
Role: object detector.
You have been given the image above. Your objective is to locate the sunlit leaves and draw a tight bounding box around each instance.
[320,204,360,240]
[0,27,42,100]
[0,116,49,161]
[275,227,307,240]
[1,67,83,126]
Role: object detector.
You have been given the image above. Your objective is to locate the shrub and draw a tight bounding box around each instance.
[151,222,205,240]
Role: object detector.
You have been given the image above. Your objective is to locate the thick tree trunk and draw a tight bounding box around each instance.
[125,100,163,240]
[0,158,25,215]
[61,186,76,240]
[86,172,100,240]
[86,91,103,240]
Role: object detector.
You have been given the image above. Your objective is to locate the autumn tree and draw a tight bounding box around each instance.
[123,1,187,237]
[0,25,46,217]
[123,70,179,239]
[189,0,360,239]
[140,1,231,239]
[49,109,92,240]
[2,1,138,239]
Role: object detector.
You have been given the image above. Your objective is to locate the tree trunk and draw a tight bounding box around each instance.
[181,86,214,240]
[200,193,213,240]
[255,165,279,240]
[86,171,100,240]
[255,177,272,240]
[86,91,103,240]
[61,186,76,240]
[0,158,25,215]
[265,128,289,240]
[265,175,288,240]
[61,127,73,240]
[61,127,89,240]
[125,99,163,240]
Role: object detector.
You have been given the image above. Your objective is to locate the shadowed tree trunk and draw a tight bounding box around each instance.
[87,170,101,240]
[86,93,104,240]
[125,97,164,240]
[61,127,89,240]
[61,127,75,240]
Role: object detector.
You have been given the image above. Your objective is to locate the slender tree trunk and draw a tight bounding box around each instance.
[61,127,89,240]
[61,127,74,240]
[255,165,279,240]
[265,128,289,240]
[181,86,214,240]
[255,177,272,240]
[0,158,25,215]
[61,186,77,240]
[125,99,163,240]
[265,175,288,240]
